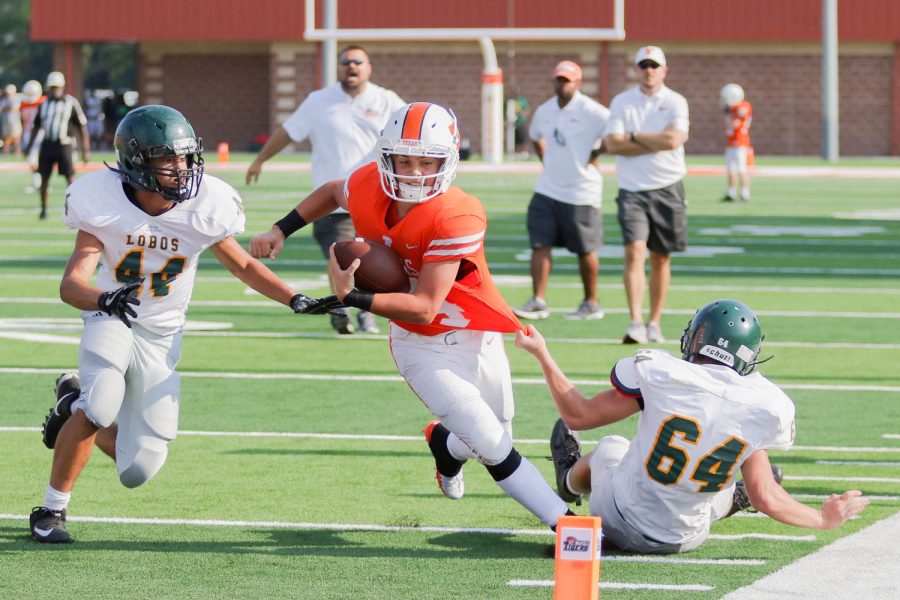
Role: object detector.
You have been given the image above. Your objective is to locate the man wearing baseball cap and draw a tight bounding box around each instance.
[604,46,689,344]
[513,60,610,321]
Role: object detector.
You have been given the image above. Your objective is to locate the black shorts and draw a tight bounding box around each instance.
[38,142,75,178]
[616,181,687,254]
[313,213,357,258]
[526,192,602,255]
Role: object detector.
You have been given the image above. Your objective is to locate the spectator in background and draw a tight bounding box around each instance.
[507,89,530,158]
[24,71,90,220]
[605,46,689,345]
[246,45,404,335]
[1,84,23,155]
[513,61,609,322]
[720,83,753,202]
[19,80,47,193]
[84,90,105,150]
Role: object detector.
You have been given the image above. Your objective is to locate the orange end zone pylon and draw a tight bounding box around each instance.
[553,514,602,599]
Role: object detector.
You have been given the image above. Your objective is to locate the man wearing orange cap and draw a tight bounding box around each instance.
[605,46,689,345]
[513,60,610,322]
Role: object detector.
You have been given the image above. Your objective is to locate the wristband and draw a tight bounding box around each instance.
[343,288,374,311]
[629,131,637,143]
[274,210,307,238]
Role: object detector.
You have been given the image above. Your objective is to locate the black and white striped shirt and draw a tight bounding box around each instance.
[33,95,88,145]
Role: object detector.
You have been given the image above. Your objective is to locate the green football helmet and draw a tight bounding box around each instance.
[680,299,763,375]
[112,104,204,202]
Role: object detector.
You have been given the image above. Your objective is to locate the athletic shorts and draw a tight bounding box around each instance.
[389,323,514,464]
[725,146,748,174]
[616,181,687,254]
[37,141,75,178]
[72,313,182,486]
[313,212,357,258]
[526,192,602,255]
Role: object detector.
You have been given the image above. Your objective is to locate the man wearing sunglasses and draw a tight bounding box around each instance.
[246,45,404,335]
[605,46,689,345]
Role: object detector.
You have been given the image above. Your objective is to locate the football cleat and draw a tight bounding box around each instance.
[29,506,73,544]
[330,308,355,335]
[549,418,582,504]
[43,372,80,449]
[727,464,784,517]
[423,420,465,500]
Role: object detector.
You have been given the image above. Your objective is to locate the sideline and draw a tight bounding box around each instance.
[721,511,900,599]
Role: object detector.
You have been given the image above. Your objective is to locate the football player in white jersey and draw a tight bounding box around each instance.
[29,105,340,544]
[516,299,869,554]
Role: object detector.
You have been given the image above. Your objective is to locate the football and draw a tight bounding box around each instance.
[333,239,411,294]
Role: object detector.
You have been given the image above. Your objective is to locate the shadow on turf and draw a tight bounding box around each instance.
[224,448,421,458]
[0,525,555,559]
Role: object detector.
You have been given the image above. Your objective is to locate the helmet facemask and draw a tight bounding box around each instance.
[377,103,460,203]
[125,137,205,203]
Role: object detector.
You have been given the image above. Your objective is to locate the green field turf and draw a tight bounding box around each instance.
[0,159,898,599]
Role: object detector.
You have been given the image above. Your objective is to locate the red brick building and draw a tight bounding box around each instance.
[31,0,900,155]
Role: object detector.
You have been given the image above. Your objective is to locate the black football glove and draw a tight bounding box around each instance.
[291,293,345,316]
[98,279,142,328]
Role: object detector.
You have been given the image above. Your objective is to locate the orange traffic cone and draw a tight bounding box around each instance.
[217,141,230,163]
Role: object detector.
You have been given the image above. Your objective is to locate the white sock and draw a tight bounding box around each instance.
[447,432,477,461]
[727,187,737,199]
[565,469,578,496]
[33,172,41,188]
[495,457,569,526]
[43,485,71,512]
[741,187,750,199]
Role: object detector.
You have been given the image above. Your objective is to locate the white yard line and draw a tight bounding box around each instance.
[1,366,899,394]
[883,434,900,440]
[721,512,900,600]
[784,476,900,483]
[816,460,900,467]
[508,580,716,591]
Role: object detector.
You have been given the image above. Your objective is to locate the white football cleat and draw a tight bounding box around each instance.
[435,470,465,500]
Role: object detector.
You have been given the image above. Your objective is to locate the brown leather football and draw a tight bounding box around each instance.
[333,239,410,293]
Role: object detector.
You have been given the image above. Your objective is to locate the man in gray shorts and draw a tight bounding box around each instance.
[513,61,610,321]
[605,46,689,344]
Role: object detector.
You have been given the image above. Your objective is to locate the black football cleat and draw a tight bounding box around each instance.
[42,372,80,449]
[30,507,73,544]
[549,418,582,505]
[727,464,784,517]
[330,308,355,335]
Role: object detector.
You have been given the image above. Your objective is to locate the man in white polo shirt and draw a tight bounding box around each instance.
[605,46,689,344]
[247,45,405,334]
[513,60,610,321]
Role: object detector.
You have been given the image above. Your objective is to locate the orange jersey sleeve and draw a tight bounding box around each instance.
[726,100,752,147]
[345,163,523,336]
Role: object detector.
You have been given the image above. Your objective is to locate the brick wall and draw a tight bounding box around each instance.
[144,45,896,157]
[161,54,271,151]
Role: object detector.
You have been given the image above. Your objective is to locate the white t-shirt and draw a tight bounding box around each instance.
[63,169,246,335]
[608,349,795,544]
[529,91,610,206]
[282,82,405,188]
[606,85,690,192]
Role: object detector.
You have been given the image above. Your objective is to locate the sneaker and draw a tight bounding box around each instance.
[727,465,784,517]
[43,373,80,449]
[646,322,665,343]
[423,420,464,500]
[513,296,550,320]
[622,321,648,344]
[39,209,48,220]
[564,300,605,320]
[549,418,582,504]
[357,310,380,334]
[721,194,735,202]
[24,185,36,194]
[330,308,355,335]
[29,507,73,543]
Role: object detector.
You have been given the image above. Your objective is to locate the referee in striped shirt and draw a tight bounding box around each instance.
[24,71,90,220]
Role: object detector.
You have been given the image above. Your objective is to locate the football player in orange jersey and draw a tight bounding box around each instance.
[720,84,753,202]
[252,102,574,532]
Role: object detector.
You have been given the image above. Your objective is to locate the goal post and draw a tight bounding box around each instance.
[303,0,626,164]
